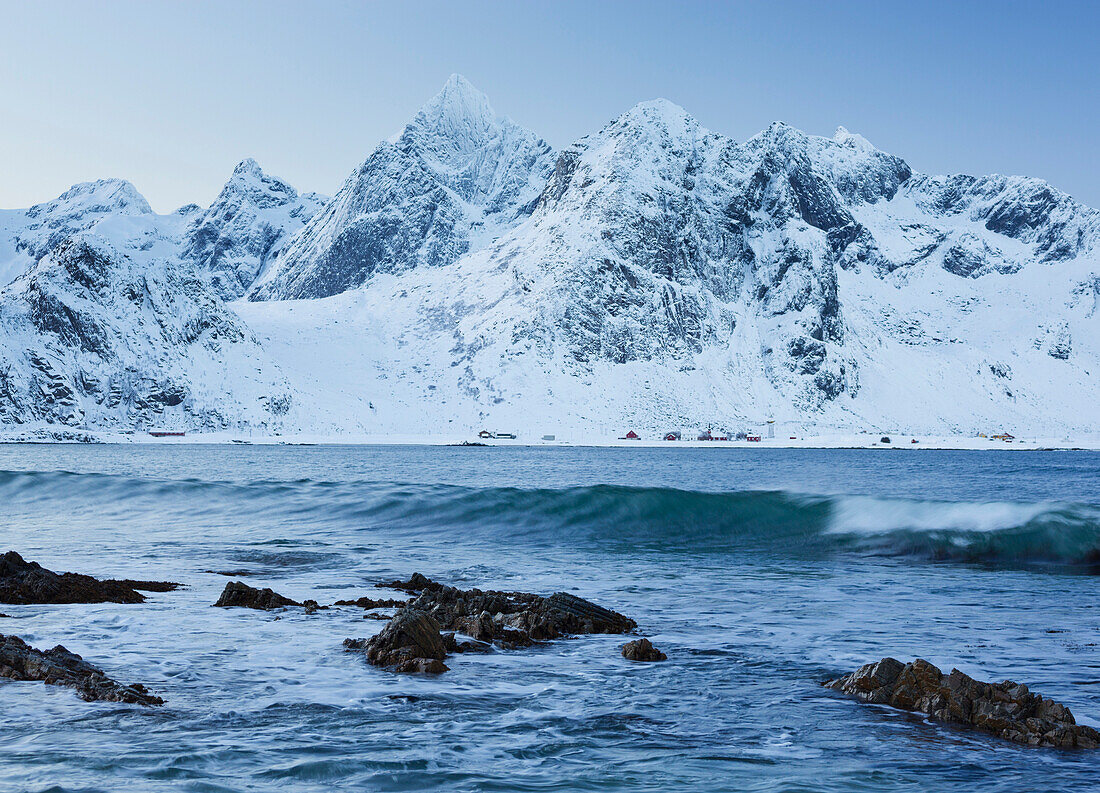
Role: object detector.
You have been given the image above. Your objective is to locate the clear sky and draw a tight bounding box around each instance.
[2,0,1096,212]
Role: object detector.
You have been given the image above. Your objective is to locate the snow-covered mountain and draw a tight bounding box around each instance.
[249,74,555,300]
[0,179,153,288]
[0,235,292,429]
[0,161,314,431]
[182,159,327,299]
[1,76,1097,437]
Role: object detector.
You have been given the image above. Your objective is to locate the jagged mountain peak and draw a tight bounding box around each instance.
[606,98,703,143]
[217,158,299,208]
[832,125,875,149]
[737,120,911,205]
[182,159,326,299]
[395,74,552,206]
[27,179,152,219]
[397,74,505,164]
[412,74,497,135]
[232,157,264,176]
[249,75,555,301]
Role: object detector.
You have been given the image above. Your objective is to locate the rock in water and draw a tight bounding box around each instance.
[378,574,636,648]
[373,573,440,594]
[825,657,1100,748]
[213,581,300,610]
[621,638,667,662]
[0,551,175,604]
[345,609,449,674]
[333,595,410,609]
[105,579,181,593]
[544,591,637,635]
[0,633,163,705]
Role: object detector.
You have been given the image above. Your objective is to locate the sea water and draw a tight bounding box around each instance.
[1,445,1098,792]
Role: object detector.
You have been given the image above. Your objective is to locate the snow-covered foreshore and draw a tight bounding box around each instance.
[2,426,1098,450]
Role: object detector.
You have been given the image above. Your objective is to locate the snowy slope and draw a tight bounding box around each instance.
[0,76,1097,437]
[0,163,316,430]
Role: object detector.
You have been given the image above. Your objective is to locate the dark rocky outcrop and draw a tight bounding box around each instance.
[825,657,1100,749]
[381,574,636,648]
[344,609,449,674]
[213,581,300,610]
[335,595,410,609]
[0,551,176,605]
[621,638,667,662]
[0,633,163,705]
[351,574,639,674]
[374,572,440,594]
[107,579,181,593]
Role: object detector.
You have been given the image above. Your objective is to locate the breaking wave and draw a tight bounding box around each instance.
[2,470,1098,571]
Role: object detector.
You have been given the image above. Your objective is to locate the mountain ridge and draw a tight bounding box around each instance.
[0,76,1096,436]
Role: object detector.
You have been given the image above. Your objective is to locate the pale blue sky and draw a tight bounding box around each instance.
[2,0,1096,211]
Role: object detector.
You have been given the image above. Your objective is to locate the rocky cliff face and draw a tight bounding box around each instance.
[249,75,555,300]
[0,235,292,429]
[475,106,918,408]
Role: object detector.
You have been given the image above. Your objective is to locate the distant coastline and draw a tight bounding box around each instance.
[2,427,1097,451]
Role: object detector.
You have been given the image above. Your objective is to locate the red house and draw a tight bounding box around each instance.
[622,430,640,440]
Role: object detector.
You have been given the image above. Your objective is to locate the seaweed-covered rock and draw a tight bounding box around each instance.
[0,551,176,605]
[0,633,163,705]
[213,581,300,610]
[621,638,667,662]
[825,657,1100,748]
[345,609,449,674]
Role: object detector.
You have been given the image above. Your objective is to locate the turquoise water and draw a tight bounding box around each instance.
[1,445,1099,791]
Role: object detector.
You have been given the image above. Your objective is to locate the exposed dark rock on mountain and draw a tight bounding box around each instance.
[250,75,555,301]
[213,581,300,610]
[825,657,1100,748]
[0,551,175,605]
[182,159,326,299]
[1,75,1098,435]
[0,235,293,430]
[0,633,163,705]
[621,638,667,662]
